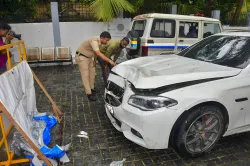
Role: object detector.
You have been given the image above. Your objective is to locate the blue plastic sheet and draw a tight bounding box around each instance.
[40,145,66,159]
[43,127,51,145]
[29,145,66,166]
[25,155,33,159]
[29,114,66,165]
[33,114,57,145]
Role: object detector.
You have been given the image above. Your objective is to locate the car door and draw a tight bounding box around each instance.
[147,18,176,56]
[224,60,250,133]
[224,75,250,131]
[242,66,250,127]
[176,20,201,52]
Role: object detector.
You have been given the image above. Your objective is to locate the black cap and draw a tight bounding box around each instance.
[100,31,111,39]
[122,37,129,43]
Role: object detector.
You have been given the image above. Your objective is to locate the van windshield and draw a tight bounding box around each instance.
[131,20,146,37]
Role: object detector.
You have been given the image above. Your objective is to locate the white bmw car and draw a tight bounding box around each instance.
[104,31,250,157]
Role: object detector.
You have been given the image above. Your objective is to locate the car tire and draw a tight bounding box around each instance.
[173,105,225,157]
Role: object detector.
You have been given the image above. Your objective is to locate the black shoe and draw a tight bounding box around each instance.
[91,89,99,94]
[87,94,97,101]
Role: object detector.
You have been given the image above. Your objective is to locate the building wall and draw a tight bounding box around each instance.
[9,18,132,63]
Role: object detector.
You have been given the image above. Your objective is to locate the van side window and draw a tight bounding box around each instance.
[150,19,175,38]
[179,21,199,38]
[203,23,220,38]
[132,20,147,37]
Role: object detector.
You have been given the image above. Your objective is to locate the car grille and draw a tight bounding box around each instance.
[105,81,125,107]
[106,81,124,98]
[105,93,121,107]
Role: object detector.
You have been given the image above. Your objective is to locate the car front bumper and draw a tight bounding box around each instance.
[104,85,183,149]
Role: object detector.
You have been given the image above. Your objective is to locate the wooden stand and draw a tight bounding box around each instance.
[0,107,51,166]
[32,71,63,122]
[0,41,64,165]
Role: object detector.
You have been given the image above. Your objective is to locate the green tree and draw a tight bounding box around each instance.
[6,0,250,25]
[231,0,244,25]
[134,0,201,15]
[163,0,201,15]
[230,0,250,25]
[0,0,38,23]
[89,0,135,22]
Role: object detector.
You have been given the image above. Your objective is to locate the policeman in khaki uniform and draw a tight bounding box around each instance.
[75,31,115,101]
[98,37,129,86]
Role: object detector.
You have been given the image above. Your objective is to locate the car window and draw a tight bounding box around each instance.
[179,21,199,38]
[131,20,147,37]
[150,19,175,38]
[178,35,250,69]
[203,23,221,38]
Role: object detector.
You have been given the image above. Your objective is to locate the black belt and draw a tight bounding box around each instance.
[76,51,90,58]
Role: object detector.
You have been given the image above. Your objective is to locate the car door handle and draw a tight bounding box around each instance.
[179,40,184,42]
[147,40,154,44]
[235,97,248,102]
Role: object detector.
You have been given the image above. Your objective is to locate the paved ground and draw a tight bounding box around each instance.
[14,64,250,165]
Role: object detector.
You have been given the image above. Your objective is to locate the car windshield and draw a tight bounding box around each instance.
[178,35,250,69]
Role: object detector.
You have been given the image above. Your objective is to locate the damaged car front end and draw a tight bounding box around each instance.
[104,33,250,157]
[104,73,184,149]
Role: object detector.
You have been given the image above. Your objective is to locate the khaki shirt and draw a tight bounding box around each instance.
[76,36,101,58]
[100,40,122,61]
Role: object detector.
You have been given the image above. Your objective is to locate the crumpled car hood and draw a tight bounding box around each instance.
[112,55,242,89]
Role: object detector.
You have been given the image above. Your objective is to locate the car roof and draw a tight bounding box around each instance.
[215,31,250,37]
[133,13,220,22]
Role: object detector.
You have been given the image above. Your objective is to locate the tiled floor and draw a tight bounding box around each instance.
[9,64,250,165]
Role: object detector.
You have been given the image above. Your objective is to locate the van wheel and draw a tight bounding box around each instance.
[174,105,224,157]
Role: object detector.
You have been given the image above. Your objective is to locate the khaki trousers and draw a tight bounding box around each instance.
[75,54,95,94]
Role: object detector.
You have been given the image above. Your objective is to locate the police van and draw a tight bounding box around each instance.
[124,13,222,59]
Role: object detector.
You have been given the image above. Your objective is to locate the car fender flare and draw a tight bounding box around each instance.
[169,100,229,148]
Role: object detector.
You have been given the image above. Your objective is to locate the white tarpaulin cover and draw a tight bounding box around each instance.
[0,61,69,165]
[0,61,38,145]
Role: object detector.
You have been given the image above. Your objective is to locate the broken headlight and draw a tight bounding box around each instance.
[128,95,177,111]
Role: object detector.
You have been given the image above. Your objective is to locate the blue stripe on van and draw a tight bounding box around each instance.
[148,45,189,49]
[178,46,189,49]
[148,46,174,49]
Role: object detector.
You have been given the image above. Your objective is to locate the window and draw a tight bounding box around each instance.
[179,21,199,38]
[178,35,250,69]
[131,20,147,37]
[150,19,175,38]
[203,23,221,38]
